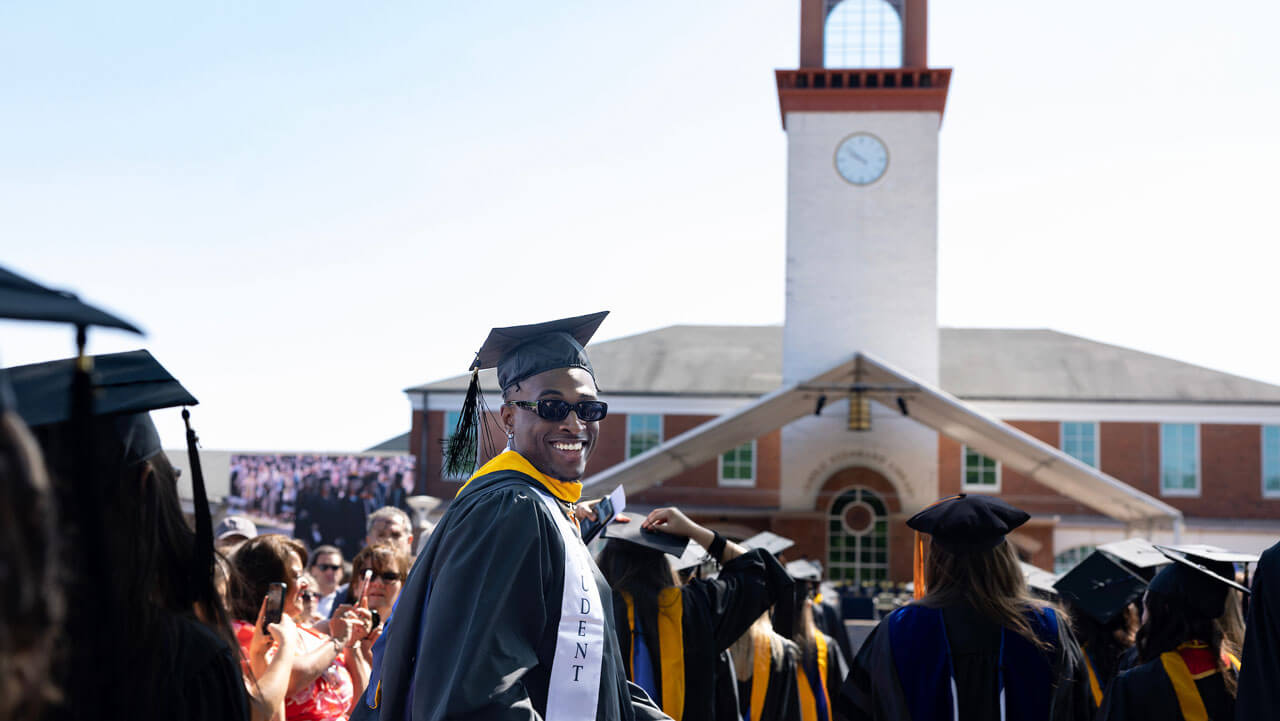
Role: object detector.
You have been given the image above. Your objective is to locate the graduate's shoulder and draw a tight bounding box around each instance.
[446,472,563,533]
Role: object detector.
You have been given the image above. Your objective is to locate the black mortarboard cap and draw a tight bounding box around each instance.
[1022,562,1062,601]
[673,542,710,572]
[603,512,690,558]
[1053,550,1148,625]
[473,311,608,391]
[8,349,197,464]
[443,311,609,478]
[1164,544,1259,567]
[741,531,796,557]
[906,494,1030,554]
[1148,545,1251,620]
[786,559,823,583]
[1096,538,1172,580]
[0,265,142,333]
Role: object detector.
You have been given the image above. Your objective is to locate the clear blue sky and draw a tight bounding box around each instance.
[3,1,1277,450]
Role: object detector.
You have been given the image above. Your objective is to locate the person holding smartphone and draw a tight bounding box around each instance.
[230,534,373,720]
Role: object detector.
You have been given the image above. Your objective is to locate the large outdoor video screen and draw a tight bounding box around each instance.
[228,453,416,558]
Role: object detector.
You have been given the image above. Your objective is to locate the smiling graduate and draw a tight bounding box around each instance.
[354,312,669,721]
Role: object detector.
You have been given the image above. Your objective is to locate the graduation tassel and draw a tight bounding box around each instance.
[913,531,926,599]
[182,408,214,605]
[443,364,482,478]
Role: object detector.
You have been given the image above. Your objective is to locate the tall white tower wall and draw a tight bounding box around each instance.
[781,110,940,512]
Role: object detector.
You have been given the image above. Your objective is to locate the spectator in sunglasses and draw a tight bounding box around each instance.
[306,545,344,619]
[348,544,410,626]
[294,573,322,626]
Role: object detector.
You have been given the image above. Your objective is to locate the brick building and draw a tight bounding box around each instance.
[395,0,1280,583]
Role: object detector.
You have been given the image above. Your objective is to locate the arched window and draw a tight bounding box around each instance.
[828,487,889,583]
[824,0,904,69]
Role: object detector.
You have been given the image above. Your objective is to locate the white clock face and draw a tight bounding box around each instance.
[834,133,889,185]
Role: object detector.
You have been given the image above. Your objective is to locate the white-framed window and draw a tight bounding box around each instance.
[626,414,662,459]
[1263,426,1280,498]
[719,441,757,487]
[962,446,1000,492]
[1061,422,1098,467]
[1160,423,1199,496]
[1054,545,1096,575]
[441,410,474,482]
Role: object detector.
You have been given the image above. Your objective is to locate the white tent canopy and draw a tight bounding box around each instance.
[583,351,1183,530]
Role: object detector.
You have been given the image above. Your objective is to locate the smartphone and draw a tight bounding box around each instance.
[356,569,374,606]
[262,582,287,635]
[579,497,614,544]
[370,609,381,629]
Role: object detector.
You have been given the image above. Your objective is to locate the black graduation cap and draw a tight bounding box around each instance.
[1147,545,1251,620]
[9,349,196,430]
[443,311,609,477]
[673,542,711,572]
[0,265,142,334]
[602,512,690,558]
[1096,538,1172,580]
[1053,550,1148,625]
[473,311,608,392]
[906,494,1030,554]
[786,559,823,583]
[741,531,796,556]
[8,349,216,605]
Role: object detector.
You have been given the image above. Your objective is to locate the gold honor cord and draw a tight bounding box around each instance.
[457,449,583,504]
[622,590,686,720]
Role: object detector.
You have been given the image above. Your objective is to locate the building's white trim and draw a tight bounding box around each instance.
[416,392,1280,424]
[1054,520,1280,557]
[419,391,753,416]
[626,413,664,460]
[718,440,758,487]
[972,400,1280,425]
[1159,422,1201,498]
[960,444,1001,493]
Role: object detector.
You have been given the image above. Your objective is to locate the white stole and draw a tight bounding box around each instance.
[535,490,605,721]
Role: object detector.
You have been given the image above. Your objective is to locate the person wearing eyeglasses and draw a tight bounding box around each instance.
[348,544,410,632]
[307,545,345,619]
[354,312,669,721]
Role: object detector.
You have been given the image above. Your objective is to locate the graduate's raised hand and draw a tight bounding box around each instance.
[641,507,698,537]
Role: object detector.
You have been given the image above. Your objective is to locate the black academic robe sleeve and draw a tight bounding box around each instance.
[1237,541,1280,719]
[836,620,911,721]
[687,549,795,651]
[403,486,560,720]
[824,631,849,711]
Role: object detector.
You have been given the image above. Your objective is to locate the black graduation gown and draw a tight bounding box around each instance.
[737,634,802,721]
[814,593,854,667]
[352,452,669,721]
[1099,655,1234,720]
[837,603,1092,721]
[1236,540,1280,719]
[611,550,795,721]
[715,651,741,721]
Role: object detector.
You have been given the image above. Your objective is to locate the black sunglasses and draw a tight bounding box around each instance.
[361,571,402,583]
[313,563,341,572]
[300,591,319,601]
[505,399,608,423]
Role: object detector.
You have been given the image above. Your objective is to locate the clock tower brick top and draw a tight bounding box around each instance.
[777,0,950,127]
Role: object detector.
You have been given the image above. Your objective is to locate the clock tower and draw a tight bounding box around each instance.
[778,0,950,527]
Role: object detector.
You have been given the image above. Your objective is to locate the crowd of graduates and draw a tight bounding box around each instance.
[4,273,1280,721]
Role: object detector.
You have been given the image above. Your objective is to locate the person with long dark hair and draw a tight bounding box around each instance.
[838,494,1092,721]
[595,507,793,721]
[0,399,61,721]
[11,351,249,721]
[777,562,846,721]
[1053,548,1147,710]
[1098,548,1247,720]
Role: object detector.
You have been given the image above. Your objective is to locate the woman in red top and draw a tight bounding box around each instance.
[230,534,372,721]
